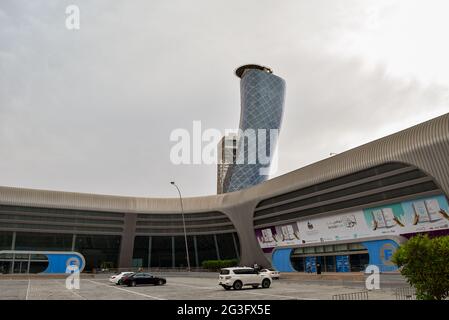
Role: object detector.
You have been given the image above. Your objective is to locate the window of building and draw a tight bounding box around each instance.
[349,254,370,272]
[289,242,369,273]
[315,246,324,253]
[348,243,365,251]
[291,256,305,272]
[196,235,218,266]
[324,256,336,272]
[174,236,195,268]
[216,233,238,260]
[0,232,12,250]
[150,236,172,268]
[75,235,121,271]
[304,247,315,254]
[132,236,150,268]
[334,244,348,252]
[15,232,72,251]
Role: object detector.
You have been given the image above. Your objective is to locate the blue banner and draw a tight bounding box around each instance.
[336,255,350,272]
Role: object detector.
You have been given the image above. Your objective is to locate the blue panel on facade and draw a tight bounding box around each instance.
[272,248,295,272]
[305,256,316,273]
[43,253,85,274]
[336,255,350,272]
[362,239,399,272]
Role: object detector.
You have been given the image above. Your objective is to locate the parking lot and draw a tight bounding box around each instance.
[0,273,404,300]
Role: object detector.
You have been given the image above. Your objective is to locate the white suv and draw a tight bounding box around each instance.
[218,267,272,290]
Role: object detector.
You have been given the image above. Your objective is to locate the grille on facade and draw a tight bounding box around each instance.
[135,211,236,235]
[0,205,125,234]
[254,163,441,227]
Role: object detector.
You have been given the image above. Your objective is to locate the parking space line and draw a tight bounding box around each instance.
[52,279,87,300]
[25,279,31,300]
[86,280,166,300]
[168,281,217,290]
[166,280,318,300]
[244,291,319,300]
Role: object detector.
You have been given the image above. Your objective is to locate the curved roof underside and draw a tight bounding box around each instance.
[0,112,448,214]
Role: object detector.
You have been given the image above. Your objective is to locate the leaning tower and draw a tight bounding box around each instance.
[222,64,286,193]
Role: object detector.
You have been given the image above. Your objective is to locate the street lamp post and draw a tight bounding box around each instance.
[170,181,191,272]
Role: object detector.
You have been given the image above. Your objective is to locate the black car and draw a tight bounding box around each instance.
[121,273,167,287]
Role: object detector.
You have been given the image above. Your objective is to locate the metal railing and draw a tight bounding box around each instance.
[394,287,416,300]
[332,290,369,300]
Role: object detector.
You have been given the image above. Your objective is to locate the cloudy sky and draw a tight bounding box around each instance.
[1,0,448,197]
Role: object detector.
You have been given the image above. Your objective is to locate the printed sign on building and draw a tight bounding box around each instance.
[255,194,449,250]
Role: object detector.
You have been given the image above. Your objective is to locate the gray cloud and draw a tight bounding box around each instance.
[276,53,449,176]
[0,0,448,197]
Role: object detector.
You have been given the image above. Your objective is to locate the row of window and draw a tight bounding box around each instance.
[291,254,369,273]
[0,214,124,225]
[0,231,241,272]
[137,211,226,220]
[256,163,408,209]
[253,163,440,227]
[292,243,366,255]
[0,205,125,218]
[0,231,120,271]
[254,181,439,227]
[135,224,236,234]
[136,218,232,227]
[132,233,240,268]
[256,168,427,217]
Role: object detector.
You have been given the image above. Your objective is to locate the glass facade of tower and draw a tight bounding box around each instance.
[223,67,285,193]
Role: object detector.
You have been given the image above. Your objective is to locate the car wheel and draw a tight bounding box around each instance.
[131,281,137,287]
[262,279,271,289]
[233,281,243,290]
[157,279,164,286]
[117,280,122,285]
[252,285,259,289]
[223,286,231,291]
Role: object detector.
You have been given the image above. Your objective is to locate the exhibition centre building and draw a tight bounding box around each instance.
[1,112,448,274]
[1,64,448,274]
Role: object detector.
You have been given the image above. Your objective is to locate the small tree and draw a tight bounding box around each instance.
[392,234,449,300]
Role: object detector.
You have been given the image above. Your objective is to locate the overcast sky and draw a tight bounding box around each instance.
[1,0,448,198]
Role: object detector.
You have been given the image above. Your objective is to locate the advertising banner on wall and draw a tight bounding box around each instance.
[255,194,449,250]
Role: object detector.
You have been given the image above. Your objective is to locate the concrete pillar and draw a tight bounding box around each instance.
[118,213,137,269]
[222,200,270,267]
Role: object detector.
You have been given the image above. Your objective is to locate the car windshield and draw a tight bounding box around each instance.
[268,268,276,271]
[220,269,230,275]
